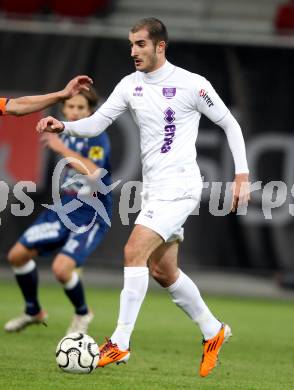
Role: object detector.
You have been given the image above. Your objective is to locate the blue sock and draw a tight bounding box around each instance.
[14,260,41,316]
[64,273,88,315]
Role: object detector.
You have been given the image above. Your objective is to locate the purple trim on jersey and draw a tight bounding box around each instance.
[161,107,176,153]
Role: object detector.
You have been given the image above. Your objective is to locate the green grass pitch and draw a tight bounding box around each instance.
[0,280,293,390]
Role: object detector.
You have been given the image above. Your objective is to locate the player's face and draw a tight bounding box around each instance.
[62,94,91,121]
[129,28,165,73]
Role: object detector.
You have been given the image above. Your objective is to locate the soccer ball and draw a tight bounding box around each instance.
[56,332,99,374]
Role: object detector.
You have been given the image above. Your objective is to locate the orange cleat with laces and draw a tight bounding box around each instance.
[199,323,232,377]
[97,338,130,367]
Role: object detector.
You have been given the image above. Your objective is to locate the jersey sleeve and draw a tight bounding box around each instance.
[0,98,8,116]
[195,78,228,123]
[195,77,249,174]
[98,78,129,122]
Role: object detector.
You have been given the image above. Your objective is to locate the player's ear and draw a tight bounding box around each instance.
[157,41,166,54]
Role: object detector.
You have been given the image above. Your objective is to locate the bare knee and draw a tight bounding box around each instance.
[150,263,179,288]
[149,264,167,286]
[149,265,167,287]
[52,256,75,284]
[123,226,163,267]
[124,242,145,267]
[7,243,32,267]
[52,262,71,284]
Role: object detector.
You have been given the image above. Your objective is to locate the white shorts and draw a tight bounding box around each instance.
[135,181,202,242]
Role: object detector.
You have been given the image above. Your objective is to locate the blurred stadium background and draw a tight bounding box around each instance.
[1,0,294,298]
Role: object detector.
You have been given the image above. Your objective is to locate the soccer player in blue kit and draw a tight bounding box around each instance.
[4,87,112,335]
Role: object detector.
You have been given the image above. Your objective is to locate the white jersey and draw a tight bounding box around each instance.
[63,61,248,188]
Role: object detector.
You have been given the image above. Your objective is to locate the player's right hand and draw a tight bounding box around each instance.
[62,75,93,99]
[36,116,65,133]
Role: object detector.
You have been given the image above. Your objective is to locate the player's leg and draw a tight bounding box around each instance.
[149,241,232,377]
[98,195,199,367]
[98,224,163,367]
[56,220,110,334]
[149,241,222,337]
[4,242,47,332]
[52,254,93,334]
[4,209,70,332]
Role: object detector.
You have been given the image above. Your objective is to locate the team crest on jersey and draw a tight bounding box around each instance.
[162,87,176,99]
[133,86,143,97]
[89,146,104,160]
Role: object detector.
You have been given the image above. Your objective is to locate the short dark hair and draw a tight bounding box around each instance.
[78,86,99,112]
[130,17,168,48]
[62,86,99,113]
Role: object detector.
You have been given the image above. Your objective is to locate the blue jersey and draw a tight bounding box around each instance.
[19,131,112,266]
[60,132,112,224]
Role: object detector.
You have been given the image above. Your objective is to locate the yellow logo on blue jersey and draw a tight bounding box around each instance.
[89,146,104,160]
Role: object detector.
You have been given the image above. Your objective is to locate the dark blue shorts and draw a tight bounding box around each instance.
[19,208,110,267]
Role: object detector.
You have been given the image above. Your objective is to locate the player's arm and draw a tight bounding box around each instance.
[41,133,99,175]
[196,79,250,211]
[6,75,93,116]
[216,113,250,211]
[36,79,128,137]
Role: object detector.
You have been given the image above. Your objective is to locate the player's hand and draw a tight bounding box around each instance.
[41,133,65,153]
[36,116,64,133]
[61,75,93,99]
[231,173,250,212]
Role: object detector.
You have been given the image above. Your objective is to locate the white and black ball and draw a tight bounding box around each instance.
[56,332,99,374]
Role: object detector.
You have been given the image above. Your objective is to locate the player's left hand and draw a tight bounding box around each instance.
[40,133,65,153]
[62,75,93,99]
[231,173,250,212]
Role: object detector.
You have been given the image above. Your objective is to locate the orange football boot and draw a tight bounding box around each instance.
[97,338,130,367]
[199,324,232,377]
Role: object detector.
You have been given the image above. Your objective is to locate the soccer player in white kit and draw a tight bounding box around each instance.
[37,18,250,377]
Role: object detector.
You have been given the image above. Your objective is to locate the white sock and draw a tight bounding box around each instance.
[111,266,149,350]
[64,272,79,290]
[166,270,221,339]
[12,259,36,274]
